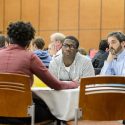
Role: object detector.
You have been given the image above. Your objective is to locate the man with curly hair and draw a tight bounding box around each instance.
[0,21,78,124]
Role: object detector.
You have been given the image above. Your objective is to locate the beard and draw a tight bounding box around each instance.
[109,45,122,55]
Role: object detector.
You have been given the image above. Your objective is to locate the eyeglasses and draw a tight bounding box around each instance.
[62,44,77,49]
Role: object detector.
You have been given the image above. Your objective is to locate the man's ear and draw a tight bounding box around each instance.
[122,41,125,47]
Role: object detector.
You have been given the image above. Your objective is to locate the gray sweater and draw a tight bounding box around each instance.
[49,52,95,81]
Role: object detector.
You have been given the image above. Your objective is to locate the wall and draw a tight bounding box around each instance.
[0,0,124,50]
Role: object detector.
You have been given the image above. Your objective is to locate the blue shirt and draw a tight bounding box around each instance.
[100,49,125,75]
[34,50,52,68]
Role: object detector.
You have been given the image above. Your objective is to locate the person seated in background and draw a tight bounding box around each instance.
[0,35,10,49]
[92,39,109,75]
[78,48,87,55]
[32,37,52,68]
[100,31,125,75]
[100,31,125,124]
[5,36,10,47]
[49,36,95,81]
[48,42,56,57]
[87,48,98,60]
[0,35,6,48]
[0,21,78,124]
[50,32,65,56]
[78,48,91,60]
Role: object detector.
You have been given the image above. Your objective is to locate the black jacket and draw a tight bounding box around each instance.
[92,50,108,75]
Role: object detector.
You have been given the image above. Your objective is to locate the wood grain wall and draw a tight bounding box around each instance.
[0,0,125,50]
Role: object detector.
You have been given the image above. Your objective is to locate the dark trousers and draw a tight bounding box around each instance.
[0,92,56,124]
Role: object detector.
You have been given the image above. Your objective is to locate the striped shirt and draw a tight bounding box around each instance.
[49,52,95,81]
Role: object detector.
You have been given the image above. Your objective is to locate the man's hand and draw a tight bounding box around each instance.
[107,49,117,62]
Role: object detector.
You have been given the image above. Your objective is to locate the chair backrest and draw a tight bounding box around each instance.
[79,76,125,121]
[0,73,32,118]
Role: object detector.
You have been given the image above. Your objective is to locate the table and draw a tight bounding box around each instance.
[31,87,79,121]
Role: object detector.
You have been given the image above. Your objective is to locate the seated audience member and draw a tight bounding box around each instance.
[0,35,6,48]
[87,48,97,59]
[32,37,52,68]
[48,42,56,57]
[49,36,95,81]
[5,36,10,47]
[78,48,91,60]
[92,39,109,75]
[0,21,78,124]
[0,35,10,48]
[78,48,87,55]
[100,31,125,75]
[50,32,65,56]
[100,31,125,124]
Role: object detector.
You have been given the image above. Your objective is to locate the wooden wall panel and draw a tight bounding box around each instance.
[40,0,58,30]
[101,29,124,39]
[59,31,78,38]
[59,0,79,30]
[4,0,20,31]
[1,0,125,50]
[39,30,78,48]
[22,0,39,31]
[80,0,101,29]
[79,30,100,50]
[0,0,4,33]
[102,0,124,29]
[39,31,57,48]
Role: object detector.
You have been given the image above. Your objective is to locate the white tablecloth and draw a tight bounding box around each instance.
[31,87,79,121]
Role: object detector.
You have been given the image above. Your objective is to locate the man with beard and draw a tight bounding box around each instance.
[49,36,95,81]
[100,31,125,75]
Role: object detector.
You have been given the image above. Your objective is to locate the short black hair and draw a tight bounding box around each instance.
[99,39,109,51]
[107,31,125,43]
[32,37,45,50]
[7,21,35,47]
[64,36,79,49]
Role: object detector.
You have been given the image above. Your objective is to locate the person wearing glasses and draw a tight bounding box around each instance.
[49,36,95,82]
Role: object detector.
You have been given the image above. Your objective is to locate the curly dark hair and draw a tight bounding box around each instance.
[7,21,35,47]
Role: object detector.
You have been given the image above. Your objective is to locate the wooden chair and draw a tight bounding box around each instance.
[68,76,125,125]
[0,73,35,125]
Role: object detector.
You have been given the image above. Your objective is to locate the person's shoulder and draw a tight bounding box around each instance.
[53,49,62,58]
[77,52,91,61]
[50,53,62,65]
[54,54,60,58]
[53,52,62,60]
[26,50,38,58]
